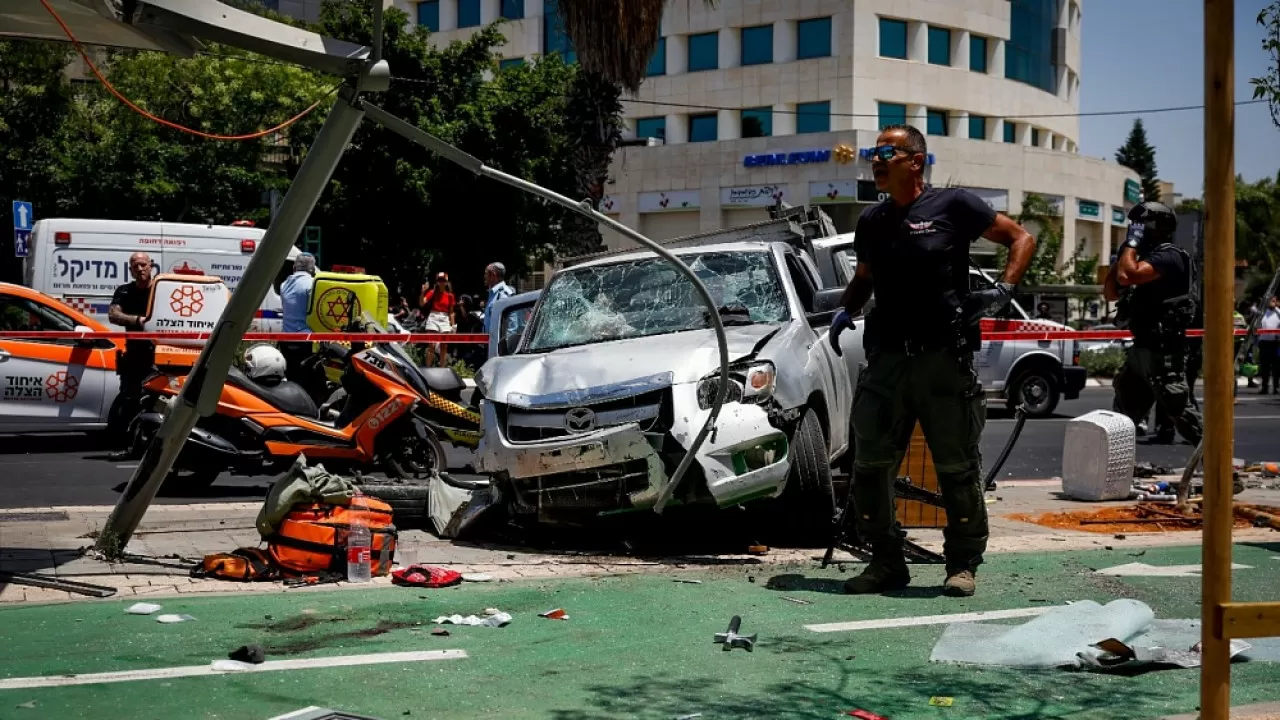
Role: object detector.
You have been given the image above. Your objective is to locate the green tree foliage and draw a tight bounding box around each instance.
[995,193,1092,286]
[1115,119,1162,204]
[1236,172,1280,276]
[0,40,74,220]
[1252,2,1280,129]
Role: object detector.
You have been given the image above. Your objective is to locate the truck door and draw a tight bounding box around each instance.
[0,294,111,431]
[783,250,852,458]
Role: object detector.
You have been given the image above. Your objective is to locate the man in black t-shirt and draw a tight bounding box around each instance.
[1104,202,1202,445]
[106,252,157,457]
[828,124,1036,598]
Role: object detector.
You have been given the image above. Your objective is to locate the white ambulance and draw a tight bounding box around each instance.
[22,219,301,330]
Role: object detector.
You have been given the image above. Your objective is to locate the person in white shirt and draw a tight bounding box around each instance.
[1259,295,1280,395]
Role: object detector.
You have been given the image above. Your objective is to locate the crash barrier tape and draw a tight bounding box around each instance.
[0,328,1277,343]
[0,331,490,343]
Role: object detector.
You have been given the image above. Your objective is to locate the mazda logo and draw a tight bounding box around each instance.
[564,407,597,433]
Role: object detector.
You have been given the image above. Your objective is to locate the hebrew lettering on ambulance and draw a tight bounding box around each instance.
[3,376,45,401]
[56,257,127,284]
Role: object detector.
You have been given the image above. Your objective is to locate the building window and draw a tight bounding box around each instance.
[926,109,948,136]
[501,0,523,20]
[689,113,718,142]
[879,18,908,59]
[797,17,832,59]
[741,107,773,138]
[647,37,666,76]
[499,58,524,69]
[417,0,439,31]
[796,101,831,134]
[543,0,575,62]
[1031,128,1041,147]
[1004,121,1017,143]
[970,35,988,73]
[635,116,666,141]
[688,32,719,72]
[878,102,907,130]
[1006,0,1058,94]
[968,115,987,140]
[741,25,773,66]
[457,0,480,28]
[928,26,951,66]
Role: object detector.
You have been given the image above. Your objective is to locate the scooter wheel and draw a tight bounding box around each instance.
[383,425,447,480]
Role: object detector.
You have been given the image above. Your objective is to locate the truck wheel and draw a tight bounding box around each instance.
[356,481,429,528]
[779,408,836,547]
[1008,368,1060,418]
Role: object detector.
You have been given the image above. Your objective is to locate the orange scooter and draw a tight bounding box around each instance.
[128,339,449,490]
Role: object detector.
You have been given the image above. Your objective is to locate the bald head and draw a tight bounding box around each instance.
[128,252,153,286]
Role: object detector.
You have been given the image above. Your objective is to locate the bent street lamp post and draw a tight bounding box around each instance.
[79,1,729,550]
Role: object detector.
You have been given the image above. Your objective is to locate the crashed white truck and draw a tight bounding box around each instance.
[472,237,856,540]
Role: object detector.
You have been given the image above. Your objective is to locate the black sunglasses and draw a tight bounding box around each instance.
[871,145,908,162]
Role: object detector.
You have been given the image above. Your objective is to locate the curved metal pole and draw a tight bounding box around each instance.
[358,103,732,516]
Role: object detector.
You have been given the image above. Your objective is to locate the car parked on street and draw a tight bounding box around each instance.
[473,241,853,540]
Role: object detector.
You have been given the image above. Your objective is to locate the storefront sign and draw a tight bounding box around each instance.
[743,149,831,168]
[809,181,857,204]
[1124,179,1141,203]
[600,194,620,214]
[1078,199,1101,218]
[721,184,786,207]
[964,187,1009,213]
[637,190,700,213]
[1112,208,1126,225]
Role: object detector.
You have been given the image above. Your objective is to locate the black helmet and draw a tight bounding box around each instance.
[1127,201,1177,240]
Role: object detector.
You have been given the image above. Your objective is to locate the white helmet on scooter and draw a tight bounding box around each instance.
[243,344,287,382]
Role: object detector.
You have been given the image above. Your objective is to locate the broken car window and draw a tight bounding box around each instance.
[525,250,789,352]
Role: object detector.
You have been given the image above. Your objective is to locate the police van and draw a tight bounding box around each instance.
[23,218,300,330]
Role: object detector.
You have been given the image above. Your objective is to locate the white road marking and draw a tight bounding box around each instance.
[1093,562,1252,577]
[804,606,1058,633]
[0,650,467,690]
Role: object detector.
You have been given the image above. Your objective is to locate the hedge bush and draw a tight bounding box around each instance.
[1080,346,1126,378]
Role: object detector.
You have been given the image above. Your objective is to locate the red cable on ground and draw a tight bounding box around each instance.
[39,0,336,141]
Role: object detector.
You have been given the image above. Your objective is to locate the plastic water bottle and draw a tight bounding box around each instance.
[346,515,372,583]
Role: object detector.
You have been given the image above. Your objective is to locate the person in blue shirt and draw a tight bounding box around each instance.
[279,253,316,383]
[483,262,514,335]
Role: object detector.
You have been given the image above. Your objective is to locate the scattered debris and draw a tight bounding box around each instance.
[780,596,813,606]
[929,697,955,707]
[461,573,494,583]
[539,608,569,620]
[229,644,266,664]
[846,710,889,720]
[675,714,704,720]
[430,627,450,637]
[713,615,756,652]
[433,612,512,627]
[673,579,703,584]
[392,565,463,588]
[211,660,258,672]
[156,614,195,624]
[15,701,36,710]
[0,572,116,598]
[747,544,769,555]
[126,603,162,615]
[747,575,756,583]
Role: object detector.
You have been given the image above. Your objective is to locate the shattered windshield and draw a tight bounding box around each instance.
[525,250,790,352]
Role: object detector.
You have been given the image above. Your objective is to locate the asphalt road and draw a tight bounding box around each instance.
[1,387,1276,509]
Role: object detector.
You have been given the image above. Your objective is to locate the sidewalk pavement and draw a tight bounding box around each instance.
[3,479,1278,605]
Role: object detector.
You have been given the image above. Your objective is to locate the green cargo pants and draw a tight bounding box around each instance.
[1114,344,1203,445]
[851,348,988,573]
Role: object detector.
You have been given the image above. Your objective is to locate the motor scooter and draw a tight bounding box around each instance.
[129,324,461,489]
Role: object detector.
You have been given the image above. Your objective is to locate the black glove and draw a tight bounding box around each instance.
[829,309,855,356]
[965,282,1016,324]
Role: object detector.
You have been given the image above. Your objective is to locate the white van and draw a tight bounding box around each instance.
[23,219,300,331]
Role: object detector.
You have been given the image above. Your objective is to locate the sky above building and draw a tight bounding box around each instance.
[1079,0,1280,198]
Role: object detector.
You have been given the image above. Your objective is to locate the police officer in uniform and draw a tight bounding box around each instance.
[1104,202,1203,445]
[829,125,1036,597]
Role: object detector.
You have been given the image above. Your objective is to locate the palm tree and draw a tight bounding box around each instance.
[558,0,709,93]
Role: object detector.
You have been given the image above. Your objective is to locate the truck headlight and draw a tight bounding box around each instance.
[696,362,776,410]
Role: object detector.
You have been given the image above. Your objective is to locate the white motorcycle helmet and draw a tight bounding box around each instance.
[243,344,287,382]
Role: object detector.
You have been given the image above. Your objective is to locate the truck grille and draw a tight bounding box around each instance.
[502,390,669,443]
[519,459,652,509]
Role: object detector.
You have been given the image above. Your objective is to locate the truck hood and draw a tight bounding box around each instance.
[480,324,780,406]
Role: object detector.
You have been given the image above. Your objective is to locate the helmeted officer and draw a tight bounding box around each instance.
[1104,202,1203,445]
[829,124,1036,597]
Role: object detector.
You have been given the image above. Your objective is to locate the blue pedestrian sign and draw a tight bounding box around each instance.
[12,201,33,232]
[14,229,31,258]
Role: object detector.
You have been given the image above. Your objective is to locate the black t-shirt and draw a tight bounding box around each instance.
[1127,244,1192,340]
[853,186,997,344]
[112,281,155,373]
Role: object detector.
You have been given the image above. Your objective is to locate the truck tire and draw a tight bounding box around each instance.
[779,408,836,547]
[1008,367,1060,418]
[356,481,429,528]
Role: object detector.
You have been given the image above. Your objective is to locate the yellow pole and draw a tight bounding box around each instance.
[1201,0,1235,717]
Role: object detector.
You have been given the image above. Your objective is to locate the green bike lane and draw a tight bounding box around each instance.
[2,542,1279,720]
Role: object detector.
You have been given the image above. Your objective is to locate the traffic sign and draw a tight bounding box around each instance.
[14,229,31,258]
[12,200,33,231]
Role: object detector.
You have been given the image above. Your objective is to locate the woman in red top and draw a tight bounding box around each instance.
[420,272,456,367]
